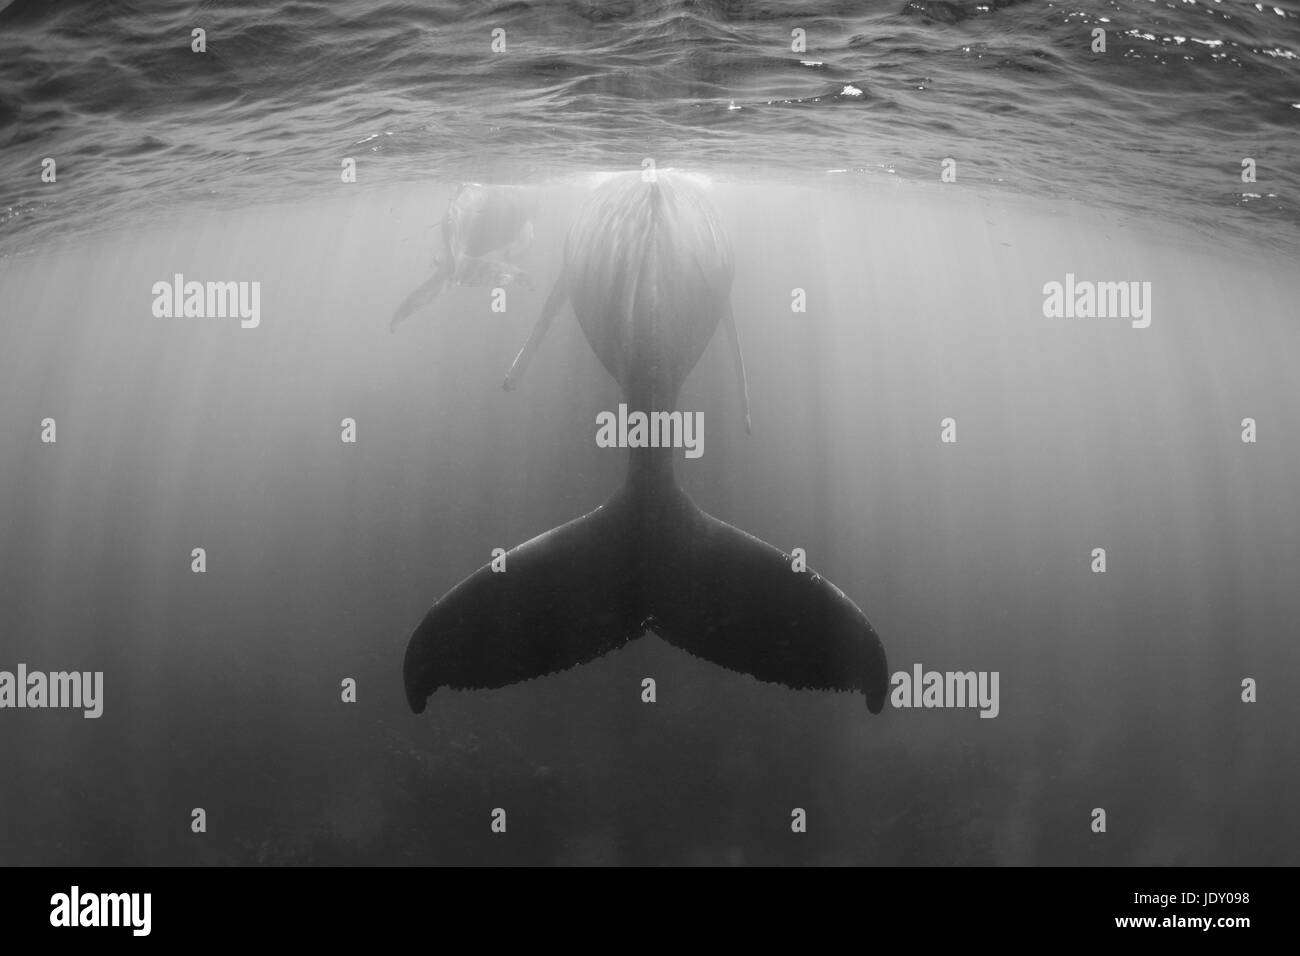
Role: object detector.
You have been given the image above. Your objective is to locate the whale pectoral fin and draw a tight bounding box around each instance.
[650,509,889,712]
[722,302,752,434]
[390,267,449,332]
[402,501,641,713]
[504,271,568,391]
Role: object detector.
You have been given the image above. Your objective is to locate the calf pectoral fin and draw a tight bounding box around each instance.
[402,500,641,712]
[722,302,752,434]
[390,268,449,332]
[506,220,535,257]
[504,271,568,391]
[650,509,888,712]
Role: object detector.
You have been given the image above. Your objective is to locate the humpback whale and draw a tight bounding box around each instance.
[390,182,536,332]
[402,171,889,713]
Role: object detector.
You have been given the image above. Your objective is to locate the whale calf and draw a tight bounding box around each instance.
[390,182,536,332]
[402,171,889,713]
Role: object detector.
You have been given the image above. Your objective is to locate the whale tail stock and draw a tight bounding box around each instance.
[401,480,889,714]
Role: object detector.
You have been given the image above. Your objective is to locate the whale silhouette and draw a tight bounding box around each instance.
[402,171,889,713]
[390,182,536,332]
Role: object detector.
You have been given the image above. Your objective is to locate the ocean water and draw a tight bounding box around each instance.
[1,0,1298,866]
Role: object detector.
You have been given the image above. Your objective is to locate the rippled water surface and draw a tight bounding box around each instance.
[2,0,1299,254]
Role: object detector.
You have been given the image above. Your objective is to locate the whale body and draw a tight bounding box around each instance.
[402,172,889,713]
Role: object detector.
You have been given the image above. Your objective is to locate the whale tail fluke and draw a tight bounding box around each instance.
[401,499,642,713]
[650,506,889,713]
[402,488,889,714]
